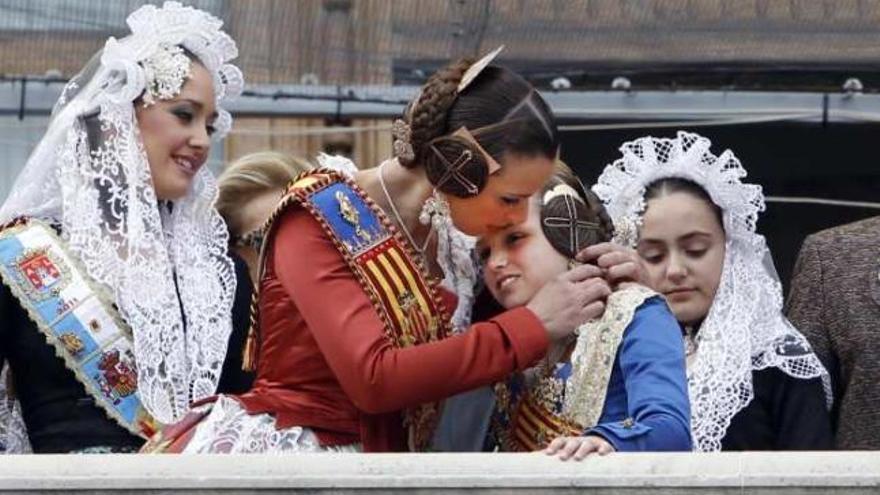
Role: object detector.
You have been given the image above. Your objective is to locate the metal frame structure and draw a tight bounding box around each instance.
[3,80,880,125]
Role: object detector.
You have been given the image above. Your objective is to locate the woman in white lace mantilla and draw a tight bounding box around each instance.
[594,131,833,452]
[0,2,248,453]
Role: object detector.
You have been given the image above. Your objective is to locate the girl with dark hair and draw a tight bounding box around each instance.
[479,162,692,459]
[595,131,832,451]
[144,49,634,453]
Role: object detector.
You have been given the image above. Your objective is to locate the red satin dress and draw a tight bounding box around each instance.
[142,179,549,453]
[236,207,548,451]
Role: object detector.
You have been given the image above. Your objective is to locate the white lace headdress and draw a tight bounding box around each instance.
[593,131,831,452]
[0,1,244,431]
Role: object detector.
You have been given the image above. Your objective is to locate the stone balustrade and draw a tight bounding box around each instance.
[1,451,878,494]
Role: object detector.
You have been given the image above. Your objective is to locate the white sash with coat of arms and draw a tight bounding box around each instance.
[0,219,158,439]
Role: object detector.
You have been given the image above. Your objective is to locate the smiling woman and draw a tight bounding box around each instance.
[136,62,217,201]
[0,1,249,454]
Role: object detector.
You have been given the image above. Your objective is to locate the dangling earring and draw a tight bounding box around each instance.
[419,189,449,227]
[418,188,479,334]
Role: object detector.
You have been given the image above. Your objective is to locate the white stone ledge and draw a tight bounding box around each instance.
[0,452,878,493]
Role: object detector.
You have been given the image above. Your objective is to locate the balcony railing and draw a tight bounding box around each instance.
[1,451,878,494]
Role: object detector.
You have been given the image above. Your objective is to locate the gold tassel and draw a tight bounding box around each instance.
[241,325,258,372]
[241,290,260,372]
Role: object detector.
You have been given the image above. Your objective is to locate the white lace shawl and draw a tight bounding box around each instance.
[0,2,241,429]
[0,365,30,454]
[594,131,831,452]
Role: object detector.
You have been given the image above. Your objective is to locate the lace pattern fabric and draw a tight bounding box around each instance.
[0,2,242,426]
[594,131,831,452]
[0,365,31,454]
[182,396,361,454]
[424,195,477,332]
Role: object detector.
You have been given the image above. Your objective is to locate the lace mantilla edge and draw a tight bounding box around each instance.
[686,241,831,452]
[593,131,765,253]
[181,396,361,454]
[0,365,31,454]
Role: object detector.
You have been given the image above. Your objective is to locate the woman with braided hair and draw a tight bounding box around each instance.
[143,49,640,454]
[479,162,692,459]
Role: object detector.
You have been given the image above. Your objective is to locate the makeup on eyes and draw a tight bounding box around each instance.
[171,101,217,135]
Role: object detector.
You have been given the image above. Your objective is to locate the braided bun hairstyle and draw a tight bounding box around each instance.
[540,161,615,259]
[399,58,558,197]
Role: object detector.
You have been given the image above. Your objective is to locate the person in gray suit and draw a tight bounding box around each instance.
[786,215,880,450]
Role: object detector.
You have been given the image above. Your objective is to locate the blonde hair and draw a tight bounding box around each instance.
[216,151,313,236]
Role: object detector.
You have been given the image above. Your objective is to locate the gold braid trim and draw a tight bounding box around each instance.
[563,285,658,427]
[240,169,452,451]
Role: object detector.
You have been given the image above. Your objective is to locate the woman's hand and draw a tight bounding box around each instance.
[576,242,647,287]
[527,264,611,342]
[543,435,615,460]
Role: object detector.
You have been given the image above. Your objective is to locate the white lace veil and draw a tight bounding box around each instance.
[0,365,30,454]
[594,131,831,452]
[0,1,244,441]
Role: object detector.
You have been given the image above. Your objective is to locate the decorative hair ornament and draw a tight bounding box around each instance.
[429,143,479,196]
[610,216,639,248]
[451,127,502,173]
[399,46,509,196]
[540,179,606,259]
[100,1,243,136]
[458,45,505,93]
[391,119,415,163]
[542,183,585,206]
[140,43,191,106]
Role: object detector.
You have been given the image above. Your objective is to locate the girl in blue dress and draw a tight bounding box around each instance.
[478,163,692,460]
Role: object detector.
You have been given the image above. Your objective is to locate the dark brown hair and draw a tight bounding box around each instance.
[401,59,558,197]
[644,177,724,228]
[540,161,614,259]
